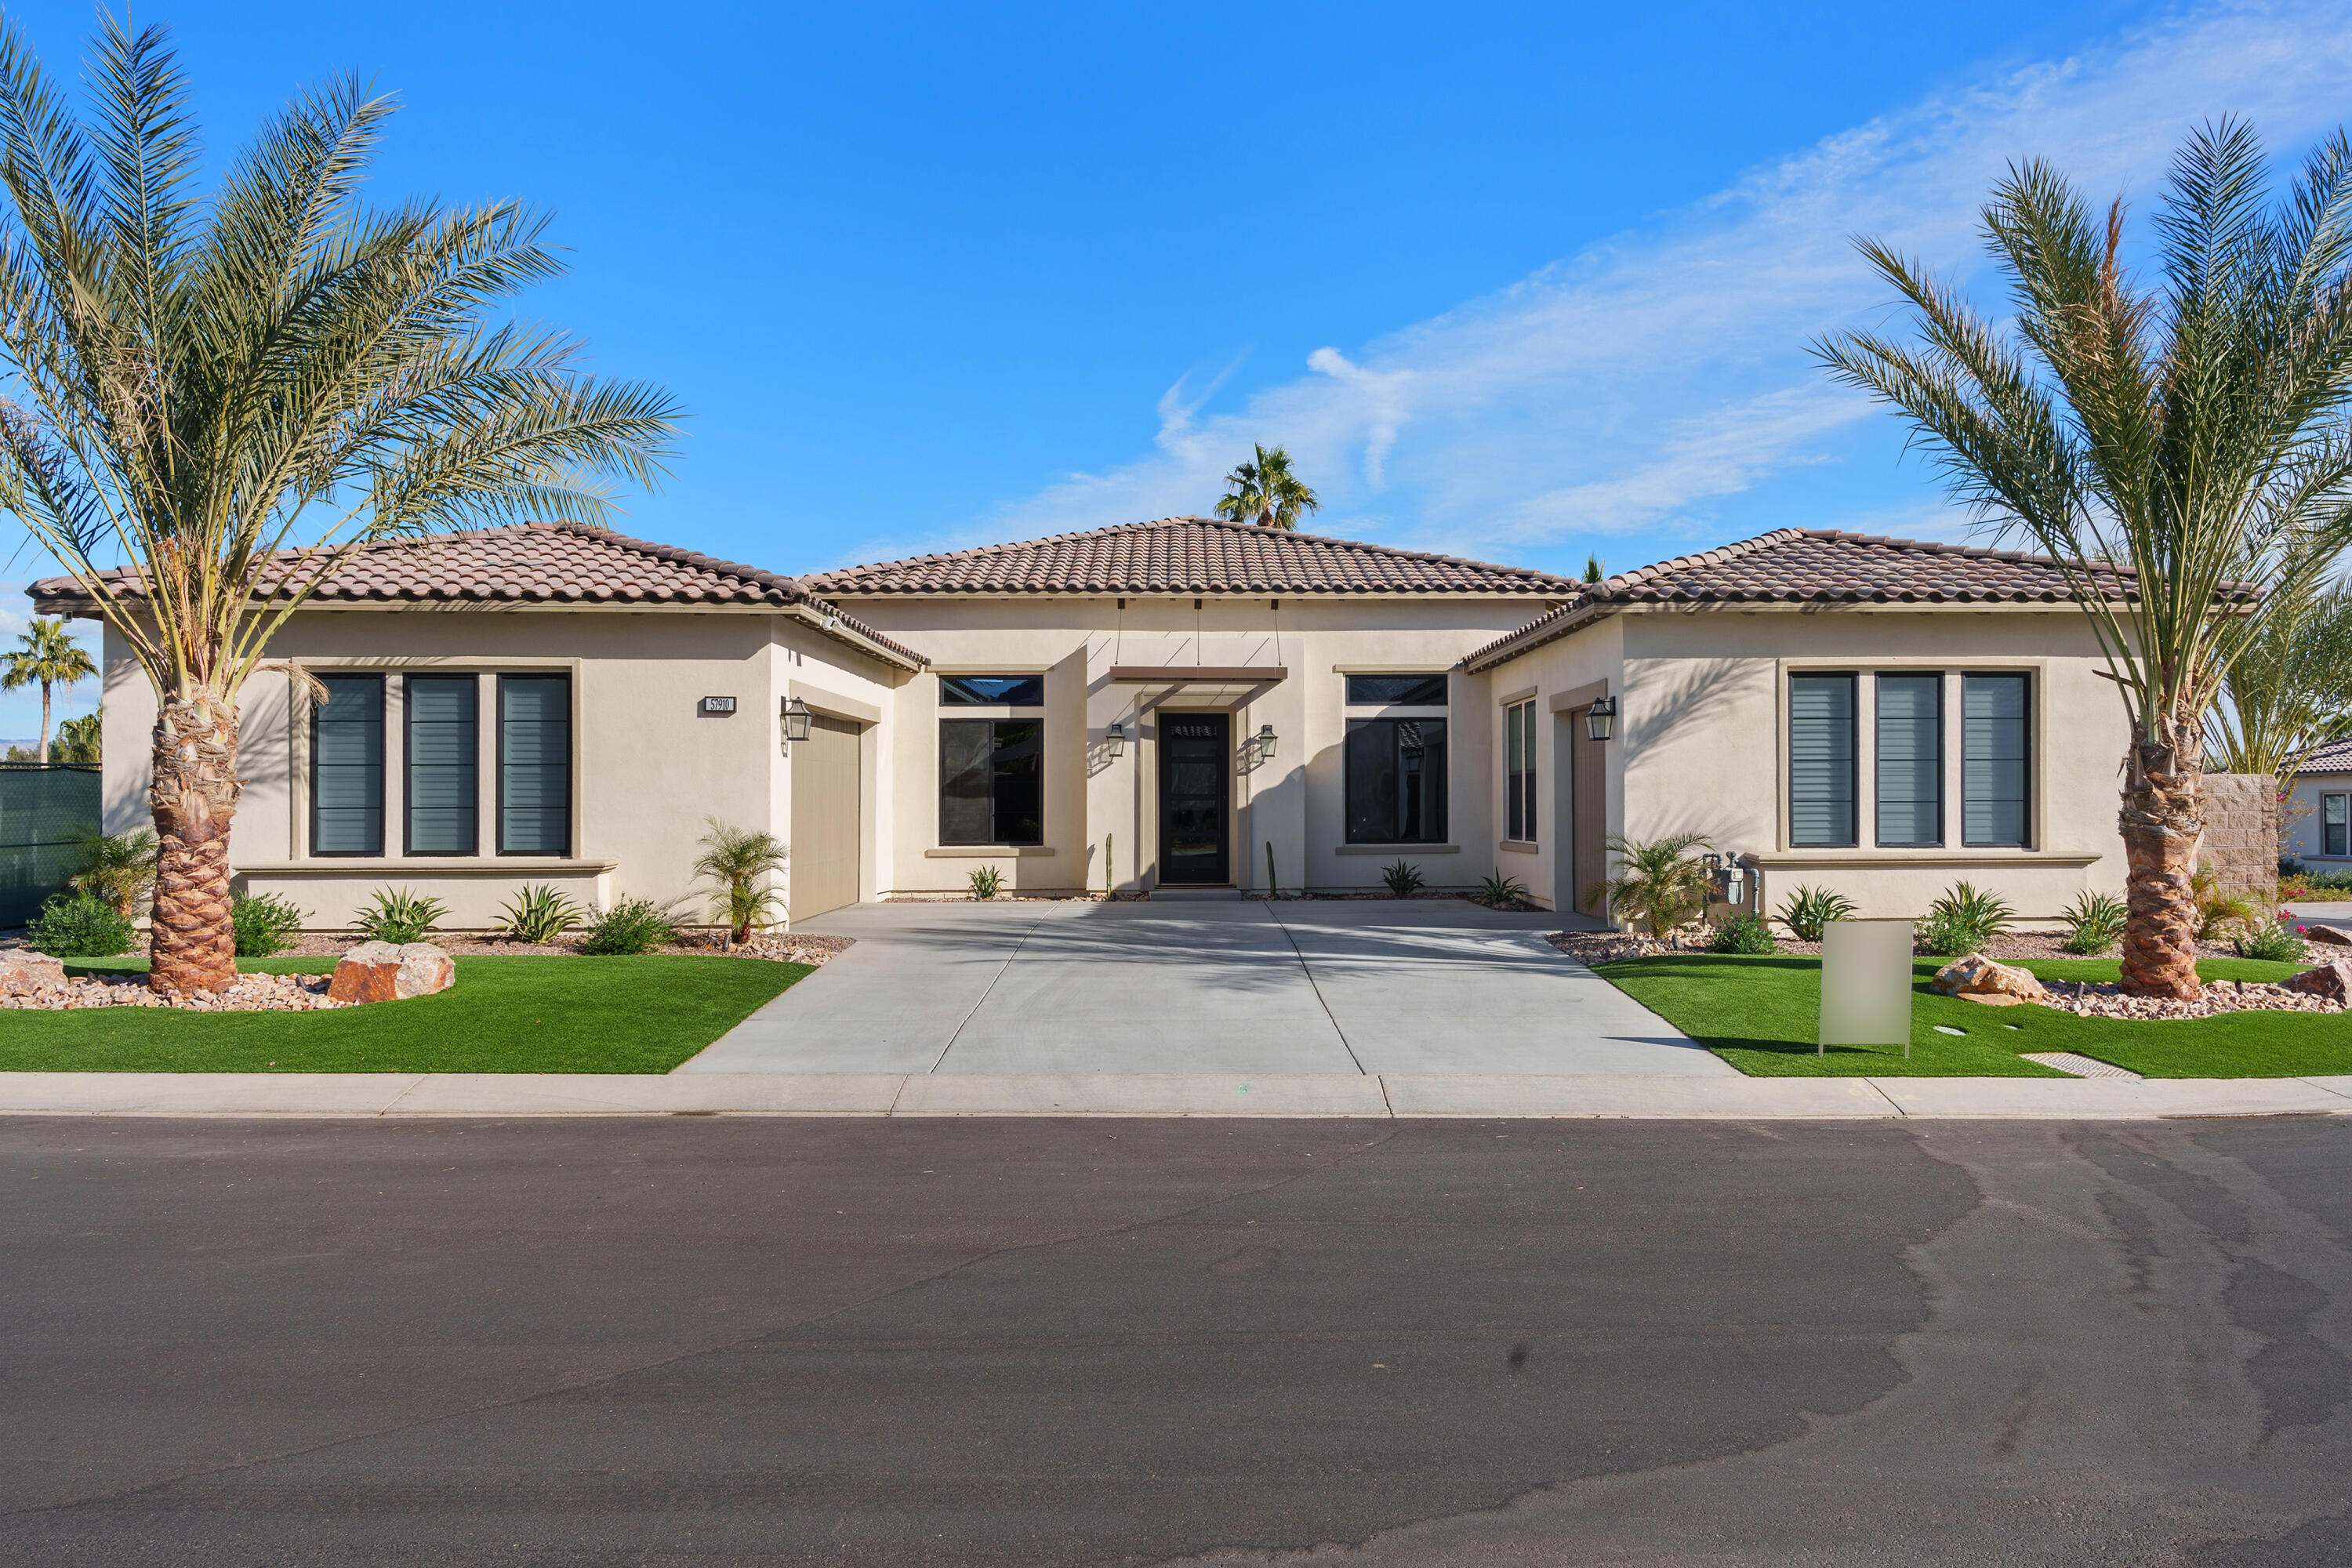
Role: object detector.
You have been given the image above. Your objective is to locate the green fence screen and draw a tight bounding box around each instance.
[0,765,101,927]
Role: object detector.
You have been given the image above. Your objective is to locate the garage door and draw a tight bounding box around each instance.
[789,713,862,923]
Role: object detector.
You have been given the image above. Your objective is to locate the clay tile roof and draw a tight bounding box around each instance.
[28,521,927,669]
[804,515,1582,597]
[2296,735,2352,775]
[1463,528,2259,671]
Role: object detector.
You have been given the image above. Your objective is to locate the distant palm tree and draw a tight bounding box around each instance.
[1584,554,1606,583]
[0,19,678,993]
[1,618,96,763]
[1815,121,2352,1000]
[1214,444,1320,529]
[50,712,100,766]
[2206,577,2352,788]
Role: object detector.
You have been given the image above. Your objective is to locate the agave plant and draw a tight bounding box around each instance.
[2058,891,2129,956]
[353,887,446,946]
[496,884,583,945]
[1478,872,1529,907]
[1918,881,2016,957]
[1381,859,1426,898]
[1774,884,1858,944]
[968,865,1004,901]
[1590,833,1714,937]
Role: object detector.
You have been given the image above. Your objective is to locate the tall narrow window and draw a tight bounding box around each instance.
[310,674,384,855]
[1961,673,2031,847]
[1345,718,1448,843]
[1788,673,1857,848]
[499,673,571,855]
[1875,673,1942,848]
[1505,699,1537,842]
[405,674,478,855]
[939,720,1044,844]
[2324,793,2348,858]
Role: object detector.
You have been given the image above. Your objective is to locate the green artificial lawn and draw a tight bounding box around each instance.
[0,955,808,1073]
[1592,953,2352,1079]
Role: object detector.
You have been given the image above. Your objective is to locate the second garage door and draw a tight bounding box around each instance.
[789,713,862,923]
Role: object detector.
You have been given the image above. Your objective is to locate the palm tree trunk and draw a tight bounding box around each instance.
[148,688,241,993]
[2117,736,2205,1000]
[38,680,50,764]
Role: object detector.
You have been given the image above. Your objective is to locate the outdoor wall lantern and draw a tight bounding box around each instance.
[1584,695,1617,742]
[1105,721,1127,758]
[1254,723,1278,762]
[780,697,814,750]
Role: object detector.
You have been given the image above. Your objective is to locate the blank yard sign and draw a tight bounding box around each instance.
[1820,920,1915,1055]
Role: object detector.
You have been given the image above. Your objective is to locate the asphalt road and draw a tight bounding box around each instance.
[1,1113,2347,1566]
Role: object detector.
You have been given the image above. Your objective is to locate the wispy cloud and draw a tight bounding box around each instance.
[869,0,2352,573]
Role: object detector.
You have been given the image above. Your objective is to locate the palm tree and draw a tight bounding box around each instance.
[2206,575,2352,787]
[0,617,94,761]
[0,20,678,993]
[1584,554,1606,583]
[50,711,100,765]
[1590,833,1715,937]
[1214,444,1320,529]
[1815,122,2352,1000]
[67,827,158,920]
[692,818,788,944]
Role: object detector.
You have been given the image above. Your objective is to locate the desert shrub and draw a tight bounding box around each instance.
[1478,872,1528,907]
[1918,881,2014,957]
[1381,859,1426,898]
[230,891,307,956]
[354,887,447,945]
[1711,910,1778,954]
[1589,833,1713,935]
[967,865,1004,900]
[2237,920,2310,964]
[580,897,677,955]
[66,826,158,917]
[693,818,787,941]
[496,884,583,944]
[1774,884,1858,943]
[25,891,133,956]
[2191,862,2261,939]
[2057,891,2129,956]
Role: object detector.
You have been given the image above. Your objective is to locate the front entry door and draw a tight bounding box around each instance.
[1158,713,1231,885]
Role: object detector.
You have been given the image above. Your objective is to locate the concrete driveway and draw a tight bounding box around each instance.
[678,898,1729,1077]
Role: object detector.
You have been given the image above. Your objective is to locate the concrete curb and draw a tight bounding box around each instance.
[1,1071,2347,1120]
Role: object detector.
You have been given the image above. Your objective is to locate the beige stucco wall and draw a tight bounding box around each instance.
[1476,605,2136,923]
[96,607,906,928]
[2286,769,2351,866]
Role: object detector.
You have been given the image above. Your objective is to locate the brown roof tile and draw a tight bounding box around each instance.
[1464,528,2254,671]
[806,515,1581,597]
[29,521,928,669]
[2296,735,2352,775]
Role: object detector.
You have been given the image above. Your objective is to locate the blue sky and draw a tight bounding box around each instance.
[3,0,2350,735]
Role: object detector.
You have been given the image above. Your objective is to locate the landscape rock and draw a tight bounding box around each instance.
[2281,960,2352,1005]
[2304,923,2352,948]
[327,942,456,1004]
[1930,953,2049,1004]
[0,949,67,996]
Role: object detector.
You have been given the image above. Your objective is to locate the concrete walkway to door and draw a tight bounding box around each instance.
[676,898,1732,1077]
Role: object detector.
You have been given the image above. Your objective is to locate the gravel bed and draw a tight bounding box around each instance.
[0,972,343,1012]
[2035,978,2343,1020]
[272,931,854,964]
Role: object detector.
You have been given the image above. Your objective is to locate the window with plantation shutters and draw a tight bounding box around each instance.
[498,673,571,855]
[1962,673,2031,848]
[405,674,478,855]
[310,674,384,855]
[1788,673,1857,848]
[1875,673,1942,848]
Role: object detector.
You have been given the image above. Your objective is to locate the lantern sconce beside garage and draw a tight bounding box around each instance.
[1104,721,1127,758]
[1253,723,1279,763]
[780,697,814,753]
[1584,695,1617,742]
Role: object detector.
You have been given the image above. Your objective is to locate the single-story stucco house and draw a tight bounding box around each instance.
[2286,736,2350,869]
[35,516,2151,929]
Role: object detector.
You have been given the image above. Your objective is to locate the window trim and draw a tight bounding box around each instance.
[1872,670,1944,849]
[938,717,1046,848]
[495,671,573,858]
[402,672,480,858]
[2323,791,2349,858]
[309,672,387,858]
[1788,670,1859,849]
[1961,670,2034,850]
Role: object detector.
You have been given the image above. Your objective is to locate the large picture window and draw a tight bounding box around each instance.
[1346,718,1448,844]
[940,720,1043,845]
[1788,673,1857,848]
[311,674,385,855]
[1962,673,2031,848]
[1875,673,1942,848]
[2324,793,2348,858]
[499,673,572,855]
[1504,699,1537,842]
[405,674,478,855]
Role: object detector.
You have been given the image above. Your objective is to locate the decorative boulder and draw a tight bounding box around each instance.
[2304,923,2351,948]
[0,949,67,996]
[1931,952,2048,1006]
[2281,960,2352,1005]
[327,942,456,1004]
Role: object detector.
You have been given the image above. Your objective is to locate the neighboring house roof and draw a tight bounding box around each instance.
[2296,735,2352,776]
[1463,527,2251,672]
[27,522,928,670]
[805,516,1582,597]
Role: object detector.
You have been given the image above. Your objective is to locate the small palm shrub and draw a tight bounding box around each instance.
[1590,833,1712,935]
[579,897,678,955]
[354,887,447,946]
[1918,881,2014,957]
[66,827,158,917]
[968,865,1004,900]
[230,891,307,957]
[1775,884,1858,943]
[693,818,787,942]
[1477,872,1527,907]
[497,884,583,944]
[2191,862,2261,940]
[2236,920,2309,964]
[1381,859,1426,898]
[1711,910,1777,955]
[2058,891,2129,956]
[26,891,134,956]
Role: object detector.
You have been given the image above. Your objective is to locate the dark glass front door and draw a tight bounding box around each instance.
[1158,713,1230,885]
